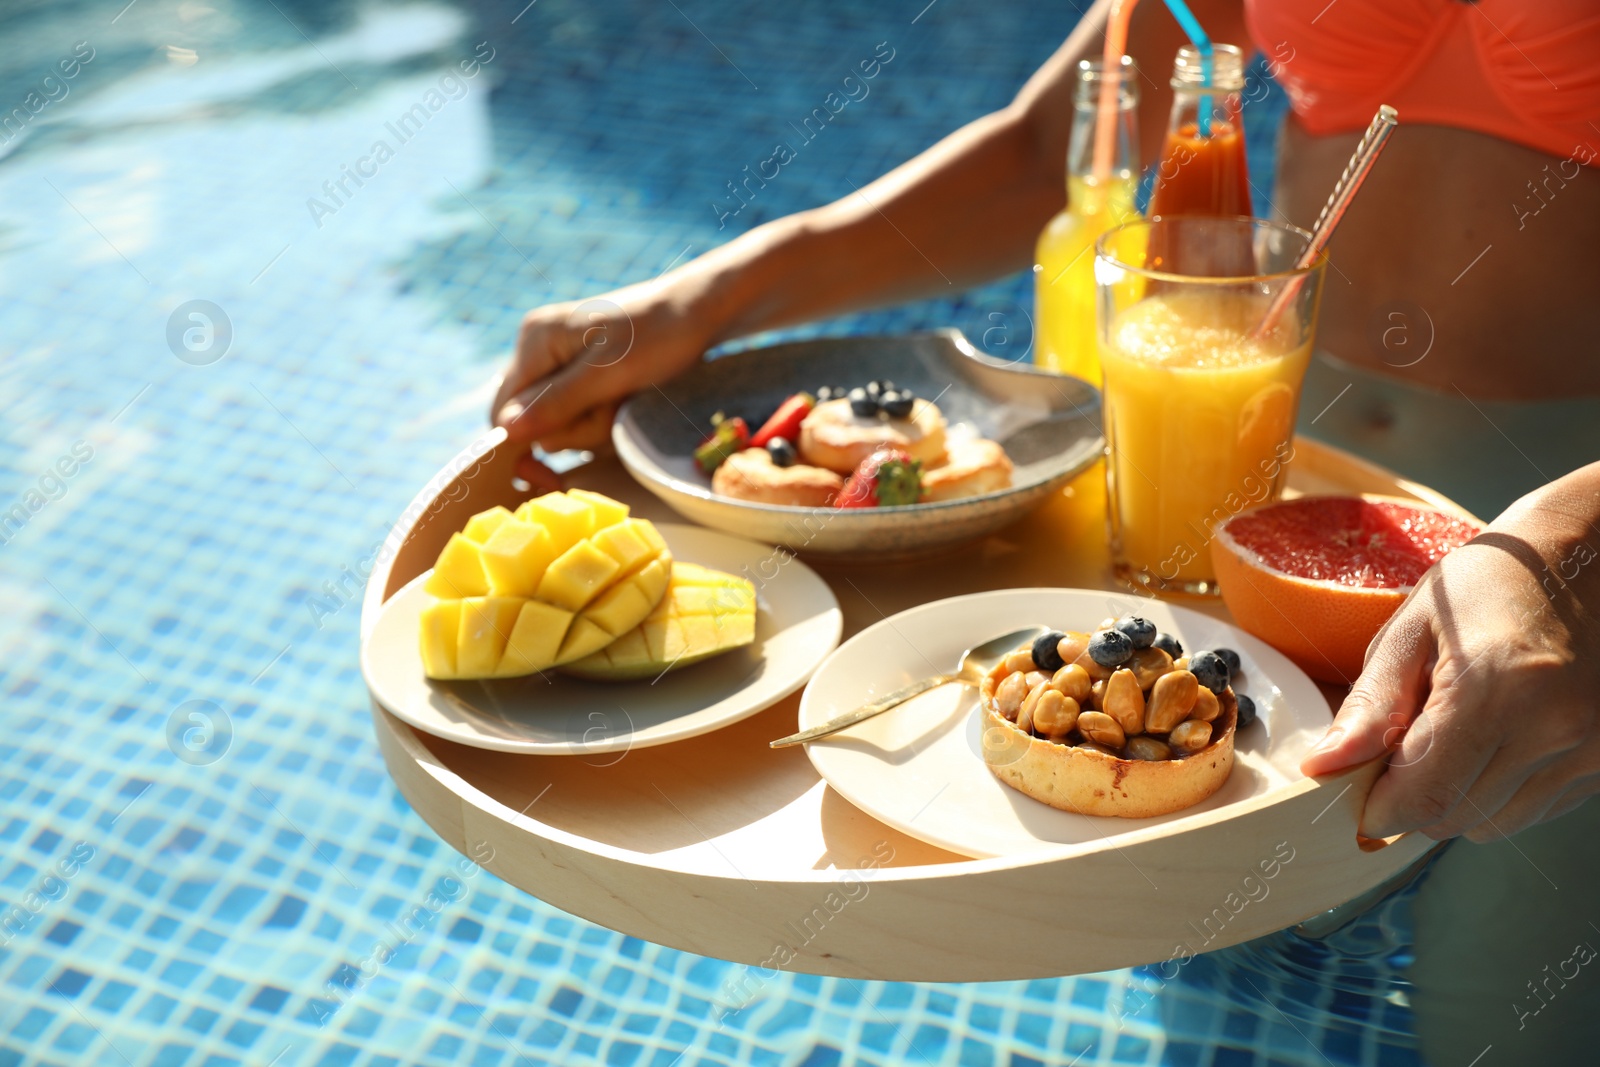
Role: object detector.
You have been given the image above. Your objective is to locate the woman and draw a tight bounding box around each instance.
[493,1,1600,1060]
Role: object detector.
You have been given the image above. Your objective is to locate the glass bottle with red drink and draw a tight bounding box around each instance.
[1149,43,1252,218]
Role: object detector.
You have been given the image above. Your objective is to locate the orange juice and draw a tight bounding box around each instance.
[1101,290,1311,590]
[1034,173,1139,380]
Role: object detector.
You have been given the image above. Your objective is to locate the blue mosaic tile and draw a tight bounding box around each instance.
[0,1,1434,1065]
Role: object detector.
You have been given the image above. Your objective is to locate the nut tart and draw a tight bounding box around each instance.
[979,629,1239,818]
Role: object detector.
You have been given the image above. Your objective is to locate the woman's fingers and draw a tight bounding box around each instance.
[493,306,576,423]
[1526,777,1600,831]
[1369,703,1504,838]
[536,401,620,454]
[512,452,563,494]
[1300,604,1434,777]
[499,352,629,445]
[1463,747,1600,842]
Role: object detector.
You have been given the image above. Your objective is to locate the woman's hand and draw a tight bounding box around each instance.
[492,279,720,489]
[1301,465,1600,842]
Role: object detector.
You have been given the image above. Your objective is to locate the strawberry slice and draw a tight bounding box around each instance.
[749,392,815,451]
[835,447,922,508]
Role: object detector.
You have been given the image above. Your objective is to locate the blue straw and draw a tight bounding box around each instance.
[1162,0,1215,137]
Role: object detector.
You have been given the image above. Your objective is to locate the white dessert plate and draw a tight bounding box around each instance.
[363,524,842,755]
[799,588,1329,859]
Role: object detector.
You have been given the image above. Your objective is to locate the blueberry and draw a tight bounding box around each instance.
[1214,647,1242,675]
[1115,616,1156,649]
[1031,631,1066,673]
[1087,629,1134,669]
[815,386,843,403]
[766,437,797,468]
[865,379,895,400]
[1235,694,1258,729]
[1189,650,1231,694]
[1152,632,1183,659]
[848,387,878,417]
[880,390,915,419]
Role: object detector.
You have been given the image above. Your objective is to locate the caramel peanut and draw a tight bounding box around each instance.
[1127,646,1174,689]
[1055,631,1090,667]
[994,671,1029,720]
[1125,735,1173,762]
[1050,662,1092,703]
[1077,711,1126,748]
[1103,668,1146,736]
[1003,650,1037,675]
[1169,720,1212,753]
[1032,690,1079,738]
[1146,670,1200,733]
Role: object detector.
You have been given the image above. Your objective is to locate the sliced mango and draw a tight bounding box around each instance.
[497,599,574,678]
[536,540,622,612]
[456,597,524,677]
[585,579,654,638]
[417,490,671,679]
[517,492,594,555]
[424,534,489,599]
[463,505,513,545]
[480,519,557,598]
[419,599,464,678]
[561,565,756,681]
[592,519,657,573]
[670,561,736,586]
[631,557,672,607]
[669,583,755,616]
[567,488,629,529]
[557,617,614,663]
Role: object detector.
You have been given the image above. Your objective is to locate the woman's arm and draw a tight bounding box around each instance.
[706,0,1247,337]
[494,0,1247,482]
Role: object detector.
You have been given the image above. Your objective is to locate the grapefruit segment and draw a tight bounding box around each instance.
[1212,495,1479,684]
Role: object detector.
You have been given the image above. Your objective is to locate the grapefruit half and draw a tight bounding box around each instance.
[1211,495,1481,684]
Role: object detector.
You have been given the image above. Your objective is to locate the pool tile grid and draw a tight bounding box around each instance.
[0,1,1410,1065]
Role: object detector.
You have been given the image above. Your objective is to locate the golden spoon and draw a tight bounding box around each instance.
[770,625,1051,748]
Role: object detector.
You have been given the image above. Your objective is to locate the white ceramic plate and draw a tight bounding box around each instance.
[799,588,1329,859]
[363,524,842,754]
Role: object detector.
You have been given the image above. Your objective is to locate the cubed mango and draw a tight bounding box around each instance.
[480,519,557,597]
[425,533,490,599]
[536,541,622,612]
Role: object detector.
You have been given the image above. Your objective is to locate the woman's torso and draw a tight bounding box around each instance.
[1276,121,1600,399]
[1248,0,1600,399]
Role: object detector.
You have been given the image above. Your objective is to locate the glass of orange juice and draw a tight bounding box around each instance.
[1094,216,1327,596]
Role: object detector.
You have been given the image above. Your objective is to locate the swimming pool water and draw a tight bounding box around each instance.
[0,2,1422,1065]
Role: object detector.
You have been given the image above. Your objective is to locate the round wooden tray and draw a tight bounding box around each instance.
[361,427,1472,982]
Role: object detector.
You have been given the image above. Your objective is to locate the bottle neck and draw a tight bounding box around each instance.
[1166,88,1243,139]
[1066,59,1139,195]
[1067,98,1138,187]
[1166,43,1246,139]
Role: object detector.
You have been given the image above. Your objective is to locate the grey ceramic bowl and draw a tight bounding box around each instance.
[613,330,1104,559]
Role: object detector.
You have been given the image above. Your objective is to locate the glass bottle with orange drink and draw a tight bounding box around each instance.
[1033,57,1139,383]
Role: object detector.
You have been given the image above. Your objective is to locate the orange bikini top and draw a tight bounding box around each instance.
[1245,0,1600,164]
